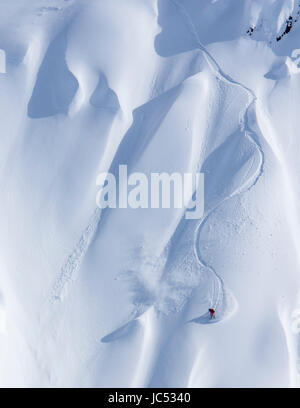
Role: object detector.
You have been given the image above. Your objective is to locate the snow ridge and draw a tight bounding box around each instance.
[50,208,101,302]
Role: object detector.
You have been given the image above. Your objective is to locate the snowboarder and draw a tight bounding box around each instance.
[209,308,216,319]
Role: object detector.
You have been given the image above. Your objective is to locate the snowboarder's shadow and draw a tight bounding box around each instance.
[188,311,221,325]
[188,287,237,325]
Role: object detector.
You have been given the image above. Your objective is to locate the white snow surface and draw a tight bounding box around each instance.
[1,0,300,387]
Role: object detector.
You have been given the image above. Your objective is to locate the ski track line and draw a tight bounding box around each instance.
[171,0,265,320]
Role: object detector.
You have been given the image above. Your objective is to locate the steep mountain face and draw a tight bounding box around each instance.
[1,0,300,387]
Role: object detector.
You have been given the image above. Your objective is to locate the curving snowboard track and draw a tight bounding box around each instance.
[171,0,265,322]
[50,1,265,325]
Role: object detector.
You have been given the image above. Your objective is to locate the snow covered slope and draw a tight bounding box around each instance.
[1,0,300,387]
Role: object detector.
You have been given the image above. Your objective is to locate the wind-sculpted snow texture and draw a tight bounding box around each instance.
[1,0,300,387]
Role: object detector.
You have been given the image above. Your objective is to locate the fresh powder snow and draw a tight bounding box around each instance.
[1,0,300,388]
